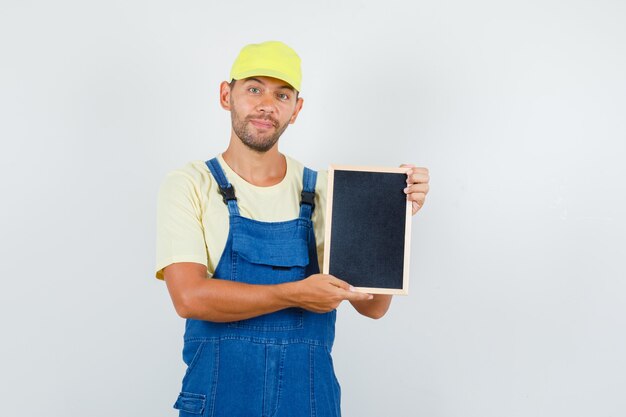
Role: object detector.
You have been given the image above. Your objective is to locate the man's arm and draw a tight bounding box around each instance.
[350,295,393,319]
[164,262,373,322]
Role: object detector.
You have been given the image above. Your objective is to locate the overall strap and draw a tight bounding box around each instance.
[205,158,240,216]
[299,167,317,220]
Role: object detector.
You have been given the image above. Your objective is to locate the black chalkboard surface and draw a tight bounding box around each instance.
[323,165,412,295]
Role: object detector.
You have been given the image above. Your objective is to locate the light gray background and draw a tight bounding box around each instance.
[1,1,625,416]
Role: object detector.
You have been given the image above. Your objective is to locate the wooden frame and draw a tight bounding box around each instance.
[323,165,412,295]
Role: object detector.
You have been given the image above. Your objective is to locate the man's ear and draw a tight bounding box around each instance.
[289,97,304,124]
[219,81,232,111]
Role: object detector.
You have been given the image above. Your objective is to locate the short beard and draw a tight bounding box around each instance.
[230,102,290,153]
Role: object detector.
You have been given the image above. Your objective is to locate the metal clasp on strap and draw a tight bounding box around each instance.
[218,185,237,205]
[300,190,315,212]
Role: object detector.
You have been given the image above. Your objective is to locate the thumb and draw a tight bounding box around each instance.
[344,290,374,301]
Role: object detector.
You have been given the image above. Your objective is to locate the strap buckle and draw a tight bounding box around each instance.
[300,190,315,212]
[218,185,237,205]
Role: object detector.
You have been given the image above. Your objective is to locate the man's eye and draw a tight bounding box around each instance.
[248,87,260,94]
[278,93,289,100]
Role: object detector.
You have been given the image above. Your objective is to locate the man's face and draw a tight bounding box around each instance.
[224,76,303,153]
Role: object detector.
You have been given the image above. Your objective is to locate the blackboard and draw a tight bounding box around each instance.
[322,165,412,295]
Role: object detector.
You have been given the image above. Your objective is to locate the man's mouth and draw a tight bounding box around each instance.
[249,118,276,129]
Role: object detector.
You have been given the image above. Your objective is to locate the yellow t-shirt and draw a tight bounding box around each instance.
[155,153,327,280]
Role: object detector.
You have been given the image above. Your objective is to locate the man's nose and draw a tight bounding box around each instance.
[256,93,276,113]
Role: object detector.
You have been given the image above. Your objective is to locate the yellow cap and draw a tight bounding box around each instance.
[230,41,302,91]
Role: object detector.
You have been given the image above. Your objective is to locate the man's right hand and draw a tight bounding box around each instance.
[286,273,373,313]
[164,263,372,321]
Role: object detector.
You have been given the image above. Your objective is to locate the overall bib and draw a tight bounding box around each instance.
[173,158,341,417]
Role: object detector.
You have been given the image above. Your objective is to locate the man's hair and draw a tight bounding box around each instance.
[229,79,299,99]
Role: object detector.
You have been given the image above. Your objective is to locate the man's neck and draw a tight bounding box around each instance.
[221,138,287,187]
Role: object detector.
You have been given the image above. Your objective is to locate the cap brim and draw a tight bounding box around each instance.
[231,68,300,92]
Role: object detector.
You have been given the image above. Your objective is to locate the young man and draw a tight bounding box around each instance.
[156,41,430,417]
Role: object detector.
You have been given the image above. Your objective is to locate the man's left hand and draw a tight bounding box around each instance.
[401,164,430,215]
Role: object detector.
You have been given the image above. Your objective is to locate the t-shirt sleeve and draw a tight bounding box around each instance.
[155,171,208,280]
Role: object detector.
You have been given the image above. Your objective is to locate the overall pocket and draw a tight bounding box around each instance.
[229,232,309,331]
[231,233,310,283]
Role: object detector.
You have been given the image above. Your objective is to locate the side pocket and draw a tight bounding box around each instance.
[177,340,218,416]
[182,341,206,376]
[173,391,206,415]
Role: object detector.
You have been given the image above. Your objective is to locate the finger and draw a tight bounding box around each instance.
[407,192,426,207]
[404,183,429,195]
[406,172,430,184]
[326,276,351,291]
[343,290,374,302]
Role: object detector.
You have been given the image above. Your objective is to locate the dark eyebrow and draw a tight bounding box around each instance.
[243,77,296,93]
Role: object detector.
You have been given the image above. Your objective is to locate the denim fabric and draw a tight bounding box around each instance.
[172,158,340,417]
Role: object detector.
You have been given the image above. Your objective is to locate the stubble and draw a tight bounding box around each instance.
[230,101,290,153]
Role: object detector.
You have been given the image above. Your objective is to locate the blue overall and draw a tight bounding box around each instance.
[173,158,341,417]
